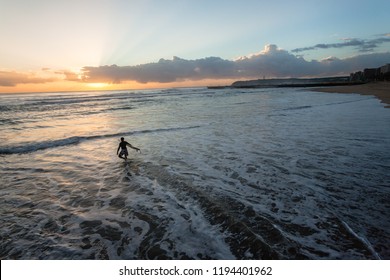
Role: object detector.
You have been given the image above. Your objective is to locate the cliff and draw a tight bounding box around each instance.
[230,77,357,88]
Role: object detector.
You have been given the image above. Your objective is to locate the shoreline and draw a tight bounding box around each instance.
[311,82,390,108]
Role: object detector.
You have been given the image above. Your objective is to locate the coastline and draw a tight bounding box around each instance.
[312,82,390,108]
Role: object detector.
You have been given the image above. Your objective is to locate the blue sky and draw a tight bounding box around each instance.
[0,0,389,92]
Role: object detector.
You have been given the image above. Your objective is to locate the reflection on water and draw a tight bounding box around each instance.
[0,88,389,259]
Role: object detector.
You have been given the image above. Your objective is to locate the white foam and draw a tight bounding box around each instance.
[1,88,389,259]
[341,221,381,260]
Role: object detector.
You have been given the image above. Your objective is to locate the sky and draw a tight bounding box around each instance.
[1,0,390,93]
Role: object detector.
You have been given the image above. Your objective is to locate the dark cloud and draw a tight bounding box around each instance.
[292,35,390,53]
[81,56,238,84]
[80,44,390,84]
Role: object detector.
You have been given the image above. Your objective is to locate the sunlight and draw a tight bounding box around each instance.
[87,83,109,89]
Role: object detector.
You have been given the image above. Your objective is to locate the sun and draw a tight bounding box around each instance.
[87,83,109,89]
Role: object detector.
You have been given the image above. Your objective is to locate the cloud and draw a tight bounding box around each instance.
[0,70,57,87]
[80,44,390,84]
[58,70,80,82]
[3,42,389,88]
[81,56,238,84]
[292,35,390,53]
[234,44,311,77]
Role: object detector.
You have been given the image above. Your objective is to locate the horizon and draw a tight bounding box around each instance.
[0,74,360,96]
[1,0,390,94]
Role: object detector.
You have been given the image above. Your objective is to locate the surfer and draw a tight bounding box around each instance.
[117,137,140,160]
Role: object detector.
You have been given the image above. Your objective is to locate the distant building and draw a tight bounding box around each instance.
[363,68,378,81]
[350,63,390,81]
[350,71,364,81]
[380,64,390,81]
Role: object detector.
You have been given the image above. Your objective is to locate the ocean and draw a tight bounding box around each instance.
[0,87,389,260]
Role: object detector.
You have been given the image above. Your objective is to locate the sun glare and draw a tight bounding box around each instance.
[87,83,109,89]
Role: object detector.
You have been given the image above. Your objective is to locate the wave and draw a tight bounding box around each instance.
[0,126,201,155]
[0,92,150,112]
[275,97,373,113]
[341,220,381,260]
[281,105,312,111]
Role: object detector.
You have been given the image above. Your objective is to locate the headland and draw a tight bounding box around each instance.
[208,63,390,107]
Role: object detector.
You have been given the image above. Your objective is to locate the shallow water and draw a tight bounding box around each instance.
[0,87,389,259]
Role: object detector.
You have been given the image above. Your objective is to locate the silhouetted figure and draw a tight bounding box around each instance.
[117,137,140,160]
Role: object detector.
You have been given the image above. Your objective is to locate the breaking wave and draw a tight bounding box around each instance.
[0,126,201,155]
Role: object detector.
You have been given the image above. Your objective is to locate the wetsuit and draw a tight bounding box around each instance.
[118,141,130,157]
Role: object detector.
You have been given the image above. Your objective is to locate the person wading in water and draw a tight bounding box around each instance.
[117,137,140,160]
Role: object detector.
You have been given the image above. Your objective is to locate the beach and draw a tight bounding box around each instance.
[313,82,390,108]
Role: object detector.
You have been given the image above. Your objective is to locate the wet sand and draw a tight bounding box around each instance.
[312,82,390,108]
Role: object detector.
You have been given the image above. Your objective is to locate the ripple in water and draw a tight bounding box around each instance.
[0,88,389,259]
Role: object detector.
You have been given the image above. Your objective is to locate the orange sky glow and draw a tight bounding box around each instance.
[0,69,235,94]
[1,1,389,94]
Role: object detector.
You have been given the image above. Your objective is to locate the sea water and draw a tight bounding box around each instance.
[0,87,389,259]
